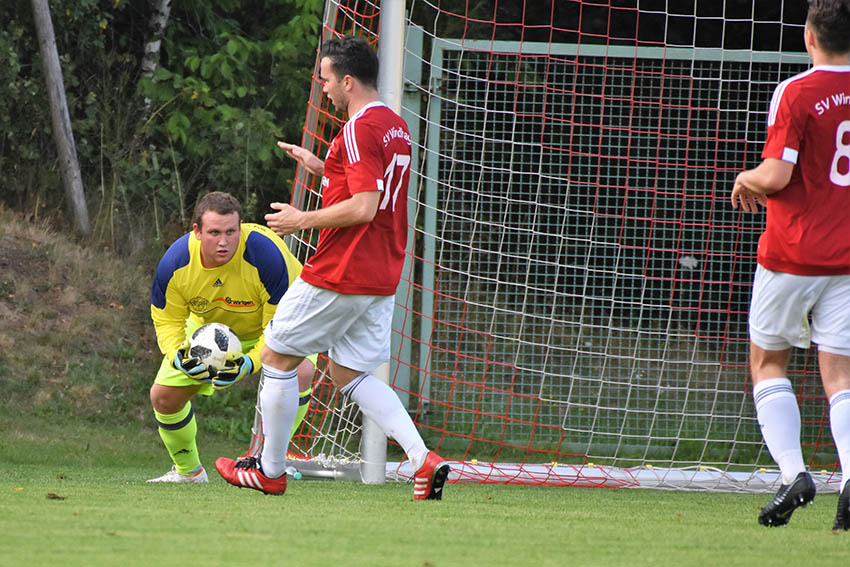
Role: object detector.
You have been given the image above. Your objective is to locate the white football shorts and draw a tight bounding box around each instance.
[749,264,850,356]
[264,277,395,372]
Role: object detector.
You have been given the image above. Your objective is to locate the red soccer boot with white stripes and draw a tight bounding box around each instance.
[413,451,450,500]
[215,456,286,495]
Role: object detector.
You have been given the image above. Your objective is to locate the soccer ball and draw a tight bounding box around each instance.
[189,323,242,373]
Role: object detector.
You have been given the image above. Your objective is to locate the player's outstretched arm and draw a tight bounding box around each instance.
[278,141,324,176]
[266,191,380,237]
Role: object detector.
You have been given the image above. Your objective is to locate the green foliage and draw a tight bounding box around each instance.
[0,0,321,247]
[0,6,55,204]
[134,0,323,227]
[0,0,124,210]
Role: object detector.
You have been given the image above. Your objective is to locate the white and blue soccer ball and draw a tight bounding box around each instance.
[189,322,242,373]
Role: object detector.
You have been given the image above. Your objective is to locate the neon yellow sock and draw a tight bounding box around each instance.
[291,387,312,437]
[154,402,201,475]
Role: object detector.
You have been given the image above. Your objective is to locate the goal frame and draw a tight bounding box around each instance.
[255,0,839,493]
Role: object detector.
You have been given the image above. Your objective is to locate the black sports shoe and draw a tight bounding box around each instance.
[758,472,816,527]
[833,482,850,532]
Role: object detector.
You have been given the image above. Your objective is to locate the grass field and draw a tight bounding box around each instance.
[2,411,849,567]
[1,208,848,565]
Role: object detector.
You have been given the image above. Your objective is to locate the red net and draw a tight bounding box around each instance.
[274,0,837,490]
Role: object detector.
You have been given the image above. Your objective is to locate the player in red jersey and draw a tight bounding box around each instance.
[216,36,450,499]
[731,0,850,530]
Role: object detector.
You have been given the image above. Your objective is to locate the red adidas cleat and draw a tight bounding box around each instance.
[215,456,287,495]
[413,451,451,500]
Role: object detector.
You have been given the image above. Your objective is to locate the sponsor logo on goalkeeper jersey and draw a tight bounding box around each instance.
[187,295,255,312]
[211,296,256,308]
[213,278,223,287]
[188,297,209,312]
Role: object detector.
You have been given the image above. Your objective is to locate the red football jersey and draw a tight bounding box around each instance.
[300,102,412,295]
[758,65,850,276]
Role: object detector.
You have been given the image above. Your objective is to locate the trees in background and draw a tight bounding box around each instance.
[0,0,322,247]
[30,0,90,236]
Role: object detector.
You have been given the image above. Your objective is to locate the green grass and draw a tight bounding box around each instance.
[1,206,847,566]
[2,411,849,567]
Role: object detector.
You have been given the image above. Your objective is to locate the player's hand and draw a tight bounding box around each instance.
[266,202,306,236]
[277,141,324,176]
[172,348,212,383]
[731,173,768,213]
[212,356,254,390]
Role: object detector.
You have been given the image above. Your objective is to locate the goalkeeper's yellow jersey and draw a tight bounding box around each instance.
[150,223,302,369]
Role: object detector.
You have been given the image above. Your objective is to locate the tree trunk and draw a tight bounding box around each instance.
[30,0,90,236]
[141,0,172,78]
[141,0,172,111]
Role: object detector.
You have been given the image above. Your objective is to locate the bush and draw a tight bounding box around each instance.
[0,0,321,249]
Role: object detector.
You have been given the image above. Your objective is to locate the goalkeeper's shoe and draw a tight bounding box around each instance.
[833,481,850,532]
[758,471,816,527]
[413,451,451,501]
[215,456,286,495]
[147,465,208,484]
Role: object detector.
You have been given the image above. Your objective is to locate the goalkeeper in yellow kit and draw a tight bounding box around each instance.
[147,191,316,483]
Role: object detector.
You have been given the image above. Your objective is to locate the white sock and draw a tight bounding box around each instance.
[830,390,850,492]
[341,373,429,471]
[753,377,806,484]
[259,366,299,479]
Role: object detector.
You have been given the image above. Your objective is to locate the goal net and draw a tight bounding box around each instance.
[253,0,841,492]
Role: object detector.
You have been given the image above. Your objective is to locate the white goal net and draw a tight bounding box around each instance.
[253,0,840,493]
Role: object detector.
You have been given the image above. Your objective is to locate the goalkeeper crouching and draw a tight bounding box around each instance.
[147,191,317,484]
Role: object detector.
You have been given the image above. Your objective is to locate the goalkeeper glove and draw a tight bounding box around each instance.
[172,348,212,383]
[212,355,254,390]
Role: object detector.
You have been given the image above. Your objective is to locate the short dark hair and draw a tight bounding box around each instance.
[192,191,241,228]
[320,36,379,89]
[808,0,850,54]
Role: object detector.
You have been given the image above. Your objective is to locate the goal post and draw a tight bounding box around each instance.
[360,0,407,485]
[253,0,841,493]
